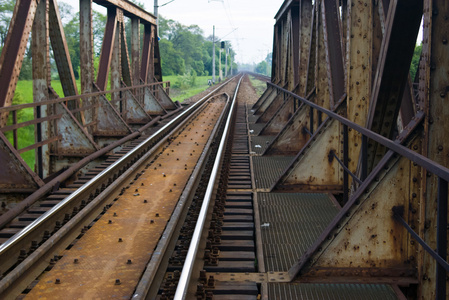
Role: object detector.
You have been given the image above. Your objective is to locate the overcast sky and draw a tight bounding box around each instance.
[59,0,284,64]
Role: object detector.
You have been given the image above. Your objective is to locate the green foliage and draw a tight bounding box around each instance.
[159,15,235,77]
[164,75,210,102]
[249,76,267,97]
[410,44,422,81]
[0,0,14,48]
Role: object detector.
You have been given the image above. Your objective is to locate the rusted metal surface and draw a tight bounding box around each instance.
[366,0,423,172]
[345,0,372,177]
[96,8,118,91]
[304,155,416,277]
[49,0,79,99]
[263,102,310,155]
[298,0,313,97]
[322,0,345,109]
[0,132,44,191]
[272,118,343,191]
[259,97,295,135]
[0,0,38,126]
[24,97,226,299]
[93,0,156,25]
[420,1,449,298]
[131,18,141,87]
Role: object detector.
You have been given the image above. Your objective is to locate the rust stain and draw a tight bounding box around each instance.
[25,99,225,299]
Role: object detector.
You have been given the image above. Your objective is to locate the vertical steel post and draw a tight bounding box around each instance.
[12,111,18,150]
[32,0,49,178]
[436,178,448,300]
[343,124,349,203]
[309,106,314,134]
[361,135,368,181]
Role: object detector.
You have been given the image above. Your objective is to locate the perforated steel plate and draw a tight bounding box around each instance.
[258,193,339,271]
[267,283,398,300]
[253,156,294,190]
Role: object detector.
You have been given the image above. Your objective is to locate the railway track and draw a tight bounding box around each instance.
[0,76,241,299]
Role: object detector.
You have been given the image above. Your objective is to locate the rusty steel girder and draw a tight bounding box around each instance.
[250,0,449,298]
[0,0,169,200]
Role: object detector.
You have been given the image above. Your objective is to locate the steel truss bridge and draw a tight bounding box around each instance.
[0,0,448,299]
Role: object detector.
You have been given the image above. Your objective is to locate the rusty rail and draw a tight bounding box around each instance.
[0,77,236,293]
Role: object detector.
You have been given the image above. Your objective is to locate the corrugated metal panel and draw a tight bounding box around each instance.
[267,283,398,300]
[258,193,339,271]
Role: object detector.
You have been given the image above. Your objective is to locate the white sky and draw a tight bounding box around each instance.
[59,0,284,64]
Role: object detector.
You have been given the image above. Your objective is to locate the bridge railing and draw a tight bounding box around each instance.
[268,82,449,297]
[0,81,170,173]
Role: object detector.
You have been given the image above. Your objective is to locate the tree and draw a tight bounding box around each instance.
[0,0,14,49]
[410,44,422,80]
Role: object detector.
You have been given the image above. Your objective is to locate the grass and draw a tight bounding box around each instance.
[164,75,211,102]
[8,76,211,171]
[249,76,268,97]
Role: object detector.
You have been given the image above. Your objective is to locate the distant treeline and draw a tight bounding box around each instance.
[0,0,237,81]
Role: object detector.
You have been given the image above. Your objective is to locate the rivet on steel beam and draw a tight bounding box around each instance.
[55,279,61,284]
[115,279,121,285]
[118,238,123,242]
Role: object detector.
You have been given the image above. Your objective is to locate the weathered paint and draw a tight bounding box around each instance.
[420,1,449,298]
[0,0,38,127]
[264,102,311,156]
[345,0,372,179]
[274,118,343,191]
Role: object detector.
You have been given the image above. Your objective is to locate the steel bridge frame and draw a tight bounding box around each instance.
[251,0,448,298]
[0,0,176,201]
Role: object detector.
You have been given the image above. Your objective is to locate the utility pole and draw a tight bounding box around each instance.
[230,54,232,76]
[219,47,222,81]
[225,43,228,77]
[154,0,159,37]
[212,25,215,83]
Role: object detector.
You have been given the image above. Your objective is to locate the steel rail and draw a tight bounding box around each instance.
[0,78,233,259]
[132,93,231,299]
[173,75,244,299]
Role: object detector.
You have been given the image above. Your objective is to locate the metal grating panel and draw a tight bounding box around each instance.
[250,135,276,155]
[248,114,260,123]
[253,156,294,189]
[249,123,266,136]
[267,283,398,300]
[258,193,339,271]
